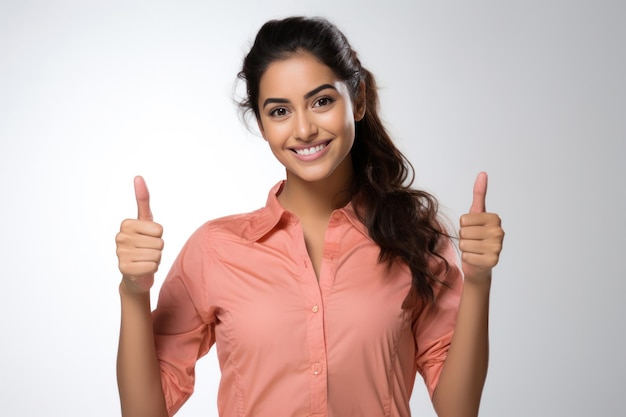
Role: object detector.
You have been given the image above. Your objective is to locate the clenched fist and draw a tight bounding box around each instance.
[459,172,505,282]
[115,176,164,294]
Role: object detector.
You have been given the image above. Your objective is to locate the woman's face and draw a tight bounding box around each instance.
[256,53,364,185]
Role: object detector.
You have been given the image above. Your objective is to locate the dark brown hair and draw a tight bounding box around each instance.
[238,16,450,310]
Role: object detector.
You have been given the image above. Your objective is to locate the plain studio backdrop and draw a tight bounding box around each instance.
[1,1,624,416]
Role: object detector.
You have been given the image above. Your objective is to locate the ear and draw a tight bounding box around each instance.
[353,80,366,122]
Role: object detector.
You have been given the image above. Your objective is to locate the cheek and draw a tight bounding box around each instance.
[321,108,355,135]
[262,123,289,146]
[337,113,356,142]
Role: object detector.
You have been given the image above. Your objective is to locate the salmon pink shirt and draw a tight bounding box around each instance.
[152,182,463,417]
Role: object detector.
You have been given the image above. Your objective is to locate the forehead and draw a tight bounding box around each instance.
[259,53,345,98]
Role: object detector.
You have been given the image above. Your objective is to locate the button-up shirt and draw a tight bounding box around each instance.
[152,182,462,416]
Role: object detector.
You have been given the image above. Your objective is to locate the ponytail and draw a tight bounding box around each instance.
[351,68,450,310]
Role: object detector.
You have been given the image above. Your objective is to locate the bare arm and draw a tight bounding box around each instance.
[115,176,168,417]
[433,173,504,417]
[433,275,491,417]
[117,285,168,417]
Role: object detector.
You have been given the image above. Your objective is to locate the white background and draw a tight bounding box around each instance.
[1,1,624,416]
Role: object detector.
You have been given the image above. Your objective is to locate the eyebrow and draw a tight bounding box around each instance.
[262,84,337,109]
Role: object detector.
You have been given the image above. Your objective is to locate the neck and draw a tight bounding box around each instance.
[278,157,353,221]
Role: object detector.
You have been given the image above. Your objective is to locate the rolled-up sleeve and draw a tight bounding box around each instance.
[152,229,216,416]
[413,238,463,398]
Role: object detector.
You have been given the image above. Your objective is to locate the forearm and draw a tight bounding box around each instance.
[117,281,169,417]
[433,276,491,417]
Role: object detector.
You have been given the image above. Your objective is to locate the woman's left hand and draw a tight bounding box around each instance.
[459,172,505,282]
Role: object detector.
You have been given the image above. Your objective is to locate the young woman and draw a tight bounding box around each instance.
[115,16,504,417]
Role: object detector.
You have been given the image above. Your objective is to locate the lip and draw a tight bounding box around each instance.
[289,140,332,161]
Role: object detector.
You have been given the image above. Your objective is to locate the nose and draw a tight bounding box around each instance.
[293,110,318,142]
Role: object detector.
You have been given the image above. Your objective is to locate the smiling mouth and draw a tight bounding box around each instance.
[292,141,330,156]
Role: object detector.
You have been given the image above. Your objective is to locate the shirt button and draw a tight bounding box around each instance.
[332,212,341,221]
[312,362,322,375]
[312,305,319,313]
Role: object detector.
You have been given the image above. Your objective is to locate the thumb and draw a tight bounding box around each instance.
[469,172,488,213]
[134,176,153,221]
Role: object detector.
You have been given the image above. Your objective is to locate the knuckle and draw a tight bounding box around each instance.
[118,260,130,274]
[116,246,129,259]
[115,232,129,245]
[120,218,135,230]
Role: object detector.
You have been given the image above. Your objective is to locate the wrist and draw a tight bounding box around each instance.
[463,272,492,290]
[119,278,152,298]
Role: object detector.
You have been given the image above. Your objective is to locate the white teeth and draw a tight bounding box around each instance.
[295,143,326,156]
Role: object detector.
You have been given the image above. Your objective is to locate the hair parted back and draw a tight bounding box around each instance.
[238,16,451,311]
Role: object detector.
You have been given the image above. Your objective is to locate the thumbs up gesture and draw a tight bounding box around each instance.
[459,172,505,282]
[115,176,164,294]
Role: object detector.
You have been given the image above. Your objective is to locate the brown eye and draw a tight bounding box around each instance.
[269,107,289,117]
[313,97,334,108]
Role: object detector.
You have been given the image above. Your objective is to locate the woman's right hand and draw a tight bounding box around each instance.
[115,176,164,294]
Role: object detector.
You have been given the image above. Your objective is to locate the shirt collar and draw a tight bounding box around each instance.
[240,181,287,242]
[339,202,371,240]
[242,181,372,242]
